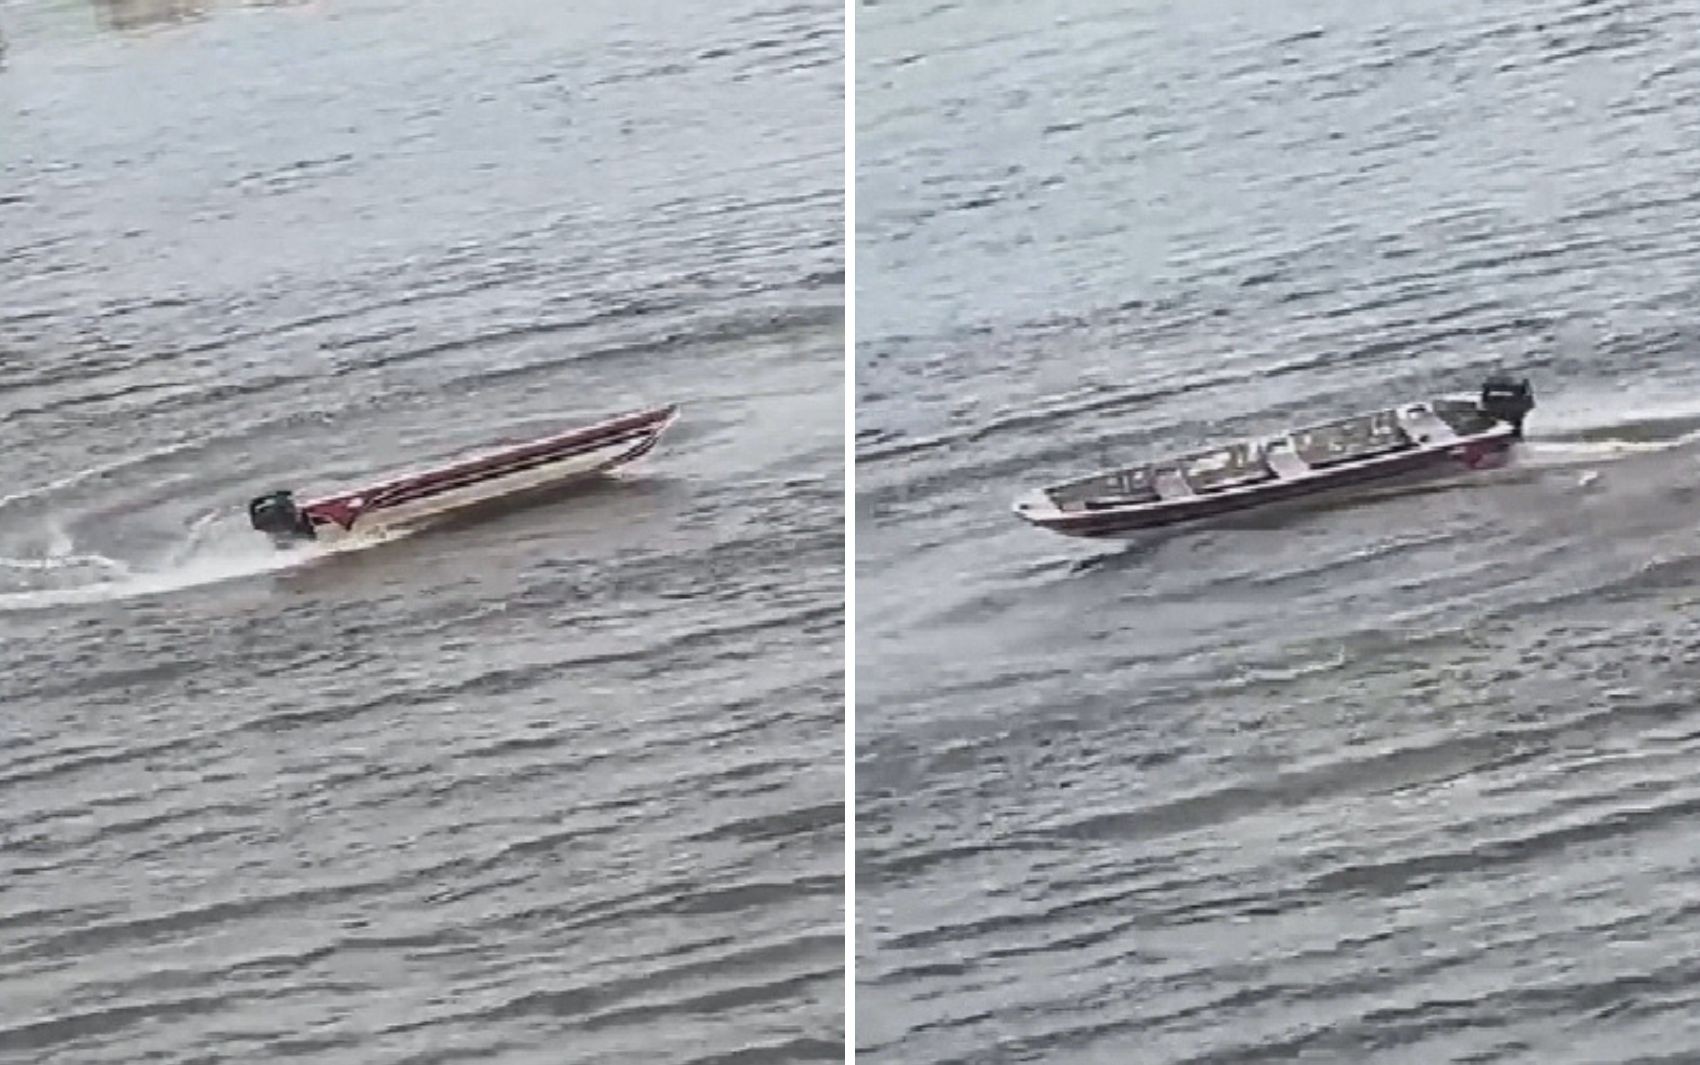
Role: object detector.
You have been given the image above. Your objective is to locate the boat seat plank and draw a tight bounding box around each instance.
[1265,442,1310,478]
[1154,469,1194,499]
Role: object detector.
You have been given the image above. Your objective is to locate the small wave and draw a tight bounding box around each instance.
[0,442,204,513]
[0,553,131,576]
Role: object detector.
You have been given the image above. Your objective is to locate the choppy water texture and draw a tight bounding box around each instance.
[857,0,1700,1061]
[0,1,843,1061]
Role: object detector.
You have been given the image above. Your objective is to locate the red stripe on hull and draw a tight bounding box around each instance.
[299,404,677,531]
[1032,437,1513,539]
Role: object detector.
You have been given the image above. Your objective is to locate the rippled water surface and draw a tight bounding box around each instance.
[857,0,1700,1061]
[1,1,843,1061]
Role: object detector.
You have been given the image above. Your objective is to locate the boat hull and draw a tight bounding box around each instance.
[295,404,677,544]
[1017,432,1514,540]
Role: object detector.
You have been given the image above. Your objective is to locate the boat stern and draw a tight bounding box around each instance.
[1479,373,1534,437]
[248,490,316,548]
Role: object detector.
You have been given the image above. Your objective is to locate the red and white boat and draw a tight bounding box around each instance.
[1013,375,1534,539]
[248,403,679,546]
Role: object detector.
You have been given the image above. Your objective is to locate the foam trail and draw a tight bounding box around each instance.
[1518,439,1672,464]
[0,524,409,613]
[0,554,129,575]
[1529,386,1700,447]
[0,546,306,612]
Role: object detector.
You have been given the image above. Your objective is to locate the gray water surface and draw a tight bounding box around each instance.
[1,1,844,1061]
[857,0,1700,1061]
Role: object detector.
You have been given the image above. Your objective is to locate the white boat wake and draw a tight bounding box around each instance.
[1511,428,1699,488]
[1516,437,1685,466]
[0,513,407,613]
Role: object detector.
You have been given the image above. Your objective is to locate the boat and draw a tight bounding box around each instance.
[248,403,679,547]
[1013,375,1534,539]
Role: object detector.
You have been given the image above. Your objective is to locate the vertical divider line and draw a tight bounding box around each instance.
[842,0,858,1054]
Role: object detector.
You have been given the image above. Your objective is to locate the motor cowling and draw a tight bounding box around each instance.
[1480,374,1534,437]
[248,490,314,545]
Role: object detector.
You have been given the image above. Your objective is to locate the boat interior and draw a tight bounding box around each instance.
[1291,409,1413,469]
[1047,399,1497,512]
[1429,397,1499,436]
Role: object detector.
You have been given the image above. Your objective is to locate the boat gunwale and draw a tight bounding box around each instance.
[1016,398,1514,527]
[300,404,679,510]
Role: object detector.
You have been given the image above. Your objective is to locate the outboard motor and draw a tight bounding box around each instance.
[248,490,314,546]
[1479,373,1534,438]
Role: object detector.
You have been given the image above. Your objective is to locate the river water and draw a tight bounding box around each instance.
[857,0,1700,1061]
[0,1,843,1061]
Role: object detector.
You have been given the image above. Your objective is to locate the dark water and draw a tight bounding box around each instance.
[856,0,1700,1061]
[0,1,842,1061]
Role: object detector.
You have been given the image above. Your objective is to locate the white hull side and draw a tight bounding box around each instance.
[314,434,652,544]
[1063,446,1513,541]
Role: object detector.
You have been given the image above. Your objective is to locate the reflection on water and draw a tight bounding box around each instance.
[89,0,306,32]
[92,0,208,31]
